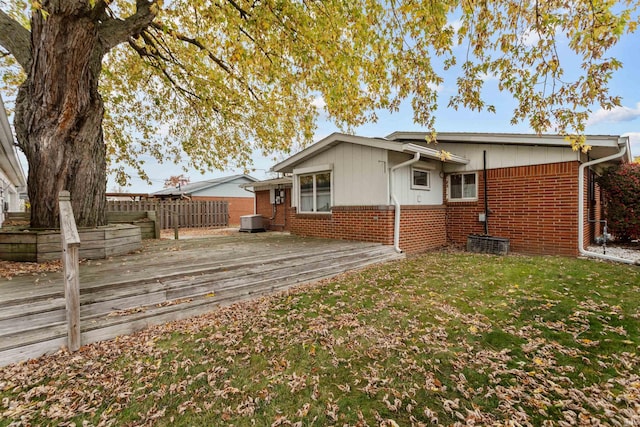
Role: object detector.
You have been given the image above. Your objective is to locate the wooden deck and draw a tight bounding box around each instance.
[0,232,404,367]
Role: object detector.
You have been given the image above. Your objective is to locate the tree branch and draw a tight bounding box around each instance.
[148,22,260,102]
[0,9,31,71]
[98,0,158,52]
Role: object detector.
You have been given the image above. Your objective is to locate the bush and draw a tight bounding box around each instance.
[597,163,640,242]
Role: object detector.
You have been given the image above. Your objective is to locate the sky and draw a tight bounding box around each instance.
[6,15,639,194]
[107,23,640,194]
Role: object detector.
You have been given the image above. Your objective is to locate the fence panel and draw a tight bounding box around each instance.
[107,199,229,229]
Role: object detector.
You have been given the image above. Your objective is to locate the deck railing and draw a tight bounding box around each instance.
[59,191,81,352]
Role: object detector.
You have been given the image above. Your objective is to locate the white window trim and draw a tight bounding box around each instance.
[411,167,431,191]
[294,167,333,214]
[448,172,478,201]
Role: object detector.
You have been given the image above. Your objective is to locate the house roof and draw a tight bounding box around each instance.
[0,94,27,189]
[272,131,632,173]
[240,177,293,191]
[271,132,469,173]
[386,131,632,163]
[152,174,258,196]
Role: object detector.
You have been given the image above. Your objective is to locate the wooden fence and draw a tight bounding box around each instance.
[107,200,228,230]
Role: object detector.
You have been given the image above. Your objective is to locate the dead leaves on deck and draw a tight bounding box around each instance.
[0,260,62,280]
[1,254,639,426]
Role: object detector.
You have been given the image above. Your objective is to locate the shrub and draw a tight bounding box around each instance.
[597,163,640,242]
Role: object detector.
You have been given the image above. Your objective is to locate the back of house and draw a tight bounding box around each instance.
[245,132,630,257]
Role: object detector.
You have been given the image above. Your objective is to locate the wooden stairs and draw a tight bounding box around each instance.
[0,235,404,366]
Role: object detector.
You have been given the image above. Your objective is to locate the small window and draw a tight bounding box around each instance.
[298,171,332,213]
[411,167,431,190]
[448,172,477,201]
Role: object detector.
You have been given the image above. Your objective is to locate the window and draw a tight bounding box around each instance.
[298,171,331,213]
[411,167,431,190]
[448,172,477,201]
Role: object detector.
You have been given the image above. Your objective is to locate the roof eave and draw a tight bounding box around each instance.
[272,133,404,173]
[402,143,469,165]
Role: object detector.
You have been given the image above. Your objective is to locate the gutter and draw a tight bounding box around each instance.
[578,142,638,265]
[390,152,420,253]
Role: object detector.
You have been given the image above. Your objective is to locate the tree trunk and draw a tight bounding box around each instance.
[14,6,107,229]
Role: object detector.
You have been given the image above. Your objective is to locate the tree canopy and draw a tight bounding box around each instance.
[0,1,638,226]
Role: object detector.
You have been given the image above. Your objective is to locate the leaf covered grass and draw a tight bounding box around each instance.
[1,252,639,426]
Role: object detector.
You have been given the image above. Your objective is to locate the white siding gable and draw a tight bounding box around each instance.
[291,142,388,208]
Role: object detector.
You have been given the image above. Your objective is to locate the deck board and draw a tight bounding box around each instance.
[0,232,403,366]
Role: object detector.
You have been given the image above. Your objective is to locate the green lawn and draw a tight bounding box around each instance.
[2,252,639,426]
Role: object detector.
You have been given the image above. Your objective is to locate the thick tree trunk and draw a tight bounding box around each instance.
[14,6,107,229]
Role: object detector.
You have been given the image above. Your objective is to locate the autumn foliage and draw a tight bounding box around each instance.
[597,163,640,242]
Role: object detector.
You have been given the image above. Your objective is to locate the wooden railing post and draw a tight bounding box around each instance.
[59,190,81,352]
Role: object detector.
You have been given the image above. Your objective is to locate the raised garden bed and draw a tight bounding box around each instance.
[0,224,142,262]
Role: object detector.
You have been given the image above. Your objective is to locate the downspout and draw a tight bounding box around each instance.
[390,152,421,253]
[483,150,489,235]
[578,143,638,265]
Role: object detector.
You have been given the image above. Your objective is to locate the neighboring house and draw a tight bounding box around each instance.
[248,132,631,257]
[0,94,27,226]
[152,174,257,226]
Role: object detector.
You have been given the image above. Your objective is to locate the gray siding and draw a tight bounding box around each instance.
[192,178,255,198]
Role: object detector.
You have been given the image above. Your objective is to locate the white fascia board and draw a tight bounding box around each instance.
[387,131,624,149]
[272,133,403,173]
[402,143,470,165]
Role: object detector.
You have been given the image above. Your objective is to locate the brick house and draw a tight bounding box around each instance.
[152,174,257,226]
[246,132,631,256]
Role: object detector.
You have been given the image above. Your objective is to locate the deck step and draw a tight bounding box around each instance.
[0,239,403,366]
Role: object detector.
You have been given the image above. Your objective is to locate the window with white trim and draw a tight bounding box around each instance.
[411,167,431,190]
[299,171,332,213]
[448,172,477,201]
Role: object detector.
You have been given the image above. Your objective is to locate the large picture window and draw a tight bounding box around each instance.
[299,172,331,213]
[448,172,477,201]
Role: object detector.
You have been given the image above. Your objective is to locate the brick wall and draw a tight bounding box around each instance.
[446,161,581,256]
[255,189,293,231]
[287,205,446,254]
[290,206,395,244]
[191,196,254,226]
[398,206,448,253]
[584,169,604,248]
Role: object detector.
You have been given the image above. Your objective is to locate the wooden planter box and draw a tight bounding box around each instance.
[0,224,142,262]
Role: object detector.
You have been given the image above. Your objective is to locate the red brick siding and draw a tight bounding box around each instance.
[290,206,394,244]
[584,169,604,247]
[398,206,448,253]
[255,189,293,231]
[287,205,446,254]
[191,196,254,226]
[446,161,581,256]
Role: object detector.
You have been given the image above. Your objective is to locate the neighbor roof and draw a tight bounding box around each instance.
[152,174,257,196]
